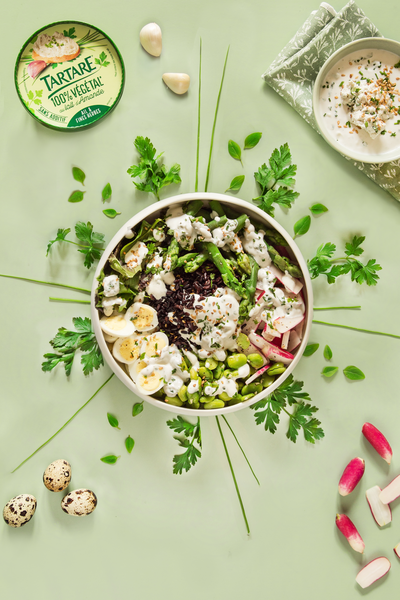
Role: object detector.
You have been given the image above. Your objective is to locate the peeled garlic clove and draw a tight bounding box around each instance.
[162,73,190,95]
[140,23,162,57]
[27,60,47,78]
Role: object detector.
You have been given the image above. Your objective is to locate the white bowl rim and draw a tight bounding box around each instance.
[312,37,400,164]
[91,192,314,417]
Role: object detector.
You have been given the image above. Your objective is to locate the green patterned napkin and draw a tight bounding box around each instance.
[263,0,400,201]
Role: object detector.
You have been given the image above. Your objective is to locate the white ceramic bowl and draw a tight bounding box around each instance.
[313,37,400,163]
[91,192,313,416]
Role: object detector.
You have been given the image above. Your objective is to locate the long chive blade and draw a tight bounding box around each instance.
[313,320,400,339]
[12,374,114,472]
[0,273,91,294]
[314,306,361,311]
[204,46,230,192]
[195,37,202,193]
[49,297,91,304]
[221,415,260,485]
[216,416,250,535]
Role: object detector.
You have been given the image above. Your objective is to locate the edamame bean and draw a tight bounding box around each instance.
[200,395,215,403]
[190,367,199,380]
[261,374,275,388]
[241,383,263,396]
[241,393,255,402]
[267,362,286,376]
[218,392,232,402]
[205,357,218,370]
[198,367,213,381]
[178,385,188,403]
[204,399,225,409]
[227,354,247,369]
[214,363,224,379]
[247,353,264,369]
[165,397,183,407]
[187,391,200,404]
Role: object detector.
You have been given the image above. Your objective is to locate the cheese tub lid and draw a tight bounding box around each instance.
[15,20,125,131]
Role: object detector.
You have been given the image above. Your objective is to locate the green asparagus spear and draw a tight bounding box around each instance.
[264,228,288,247]
[207,215,228,230]
[201,242,247,297]
[185,200,203,217]
[165,238,180,271]
[176,253,198,269]
[238,256,259,323]
[236,253,252,275]
[184,252,208,273]
[209,200,226,217]
[267,244,303,278]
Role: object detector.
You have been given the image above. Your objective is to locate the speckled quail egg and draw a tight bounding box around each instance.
[125,303,158,332]
[43,459,71,492]
[112,334,143,365]
[141,332,169,359]
[128,358,148,383]
[61,489,97,517]
[100,313,135,338]
[135,364,165,396]
[3,494,37,528]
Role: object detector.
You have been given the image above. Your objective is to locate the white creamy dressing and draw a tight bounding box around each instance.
[124,242,148,270]
[319,48,400,156]
[103,274,120,297]
[145,252,175,299]
[183,350,199,371]
[242,220,271,267]
[212,219,243,253]
[165,207,212,250]
[135,343,189,396]
[153,229,166,242]
[102,296,126,316]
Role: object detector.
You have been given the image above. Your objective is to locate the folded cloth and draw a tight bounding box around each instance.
[262,0,400,201]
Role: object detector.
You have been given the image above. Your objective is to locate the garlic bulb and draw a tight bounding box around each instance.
[140,23,162,57]
[162,73,190,95]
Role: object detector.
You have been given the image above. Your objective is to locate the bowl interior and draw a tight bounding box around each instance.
[91,192,313,416]
[313,37,400,164]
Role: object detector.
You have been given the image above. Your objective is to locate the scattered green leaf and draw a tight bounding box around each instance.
[310,203,328,215]
[323,345,332,360]
[125,436,135,453]
[343,366,365,380]
[100,454,120,464]
[103,209,121,218]
[228,140,242,164]
[132,401,144,417]
[107,413,120,429]
[75,222,105,269]
[244,132,262,149]
[46,228,71,256]
[102,183,112,202]
[303,343,319,357]
[293,215,311,238]
[225,175,245,193]
[167,416,202,474]
[72,167,86,186]
[68,190,85,203]
[321,366,338,378]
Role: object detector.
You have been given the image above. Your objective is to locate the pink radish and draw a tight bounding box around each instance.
[261,341,294,364]
[335,514,365,553]
[355,557,390,589]
[294,319,304,341]
[338,457,365,496]
[281,331,290,350]
[379,475,400,505]
[366,486,392,527]
[245,364,271,385]
[262,322,281,340]
[362,422,392,464]
[267,264,303,294]
[394,544,400,559]
[288,330,301,352]
[274,314,305,334]
[256,289,265,302]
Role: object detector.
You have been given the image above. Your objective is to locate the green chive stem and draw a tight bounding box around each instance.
[221,415,260,485]
[216,415,250,535]
[314,306,361,311]
[204,46,230,192]
[12,374,114,473]
[313,320,400,339]
[0,273,91,294]
[195,37,202,193]
[49,297,91,304]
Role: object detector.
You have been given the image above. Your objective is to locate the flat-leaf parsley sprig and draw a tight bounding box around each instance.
[166,416,202,474]
[307,235,381,286]
[42,317,104,376]
[252,143,299,217]
[127,136,181,201]
[47,222,106,269]
[251,375,324,444]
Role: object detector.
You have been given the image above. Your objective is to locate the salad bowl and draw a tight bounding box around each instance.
[91,192,313,416]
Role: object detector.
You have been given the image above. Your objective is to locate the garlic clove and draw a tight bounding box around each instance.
[140,23,162,57]
[27,60,47,79]
[162,73,190,95]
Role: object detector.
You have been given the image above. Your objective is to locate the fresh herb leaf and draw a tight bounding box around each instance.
[41,317,104,376]
[132,401,144,416]
[75,222,105,269]
[286,403,324,444]
[127,136,181,201]
[343,366,365,380]
[244,132,262,149]
[103,209,120,218]
[107,413,120,429]
[303,343,319,356]
[252,143,299,216]
[167,416,202,474]
[293,215,311,238]
[72,167,85,185]
[46,228,71,256]
[345,235,365,257]
[68,190,85,203]
[102,183,112,202]
[100,454,120,464]
[323,345,332,360]
[125,435,135,453]
[309,203,328,215]
[321,366,338,378]
[225,175,245,193]
[228,140,242,164]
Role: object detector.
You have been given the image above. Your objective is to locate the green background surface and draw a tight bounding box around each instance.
[1,0,400,598]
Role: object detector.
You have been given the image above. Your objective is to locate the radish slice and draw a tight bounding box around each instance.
[338,457,365,496]
[394,544,400,559]
[267,264,303,294]
[362,422,392,464]
[379,475,400,505]
[261,341,294,364]
[256,289,265,302]
[245,364,271,385]
[288,330,301,352]
[262,322,281,339]
[356,557,390,589]
[335,514,365,553]
[294,319,304,341]
[281,331,290,350]
[366,486,392,527]
[248,332,268,350]
[274,315,304,334]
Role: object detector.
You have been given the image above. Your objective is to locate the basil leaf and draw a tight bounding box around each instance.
[323,345,332,360]
[225,175,245,193]
[310,203,328,215]
[103,209,121,219]
[228,140,242,163]
[293,215,311,237]
[125,435,135,454]
[100,454,120,464]
[321,366,338,378]
[244,132,262,149]
[107,412,120,429]
[132,401,144,417]
[68,190,85,203]
[102,183,112,202]
[303,343,319,357]
[72,167,85,185]
[343,366,365,380]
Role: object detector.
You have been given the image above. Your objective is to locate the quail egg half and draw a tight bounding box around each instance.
[43,459,71,492]
[125,303,158,332]
[112,334,143,365]
[3,494,37,528]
